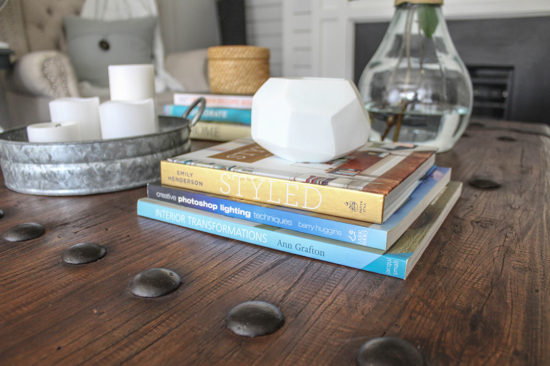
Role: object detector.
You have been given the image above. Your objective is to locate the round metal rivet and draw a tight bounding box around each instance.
[62,242,106,264]
[2,223,45,242]
[226,300,285,337]
[468,179,501,190]
[130,268,181,298]
[98,39,110,51]
[357,337,424,366]
[497,136,517,142]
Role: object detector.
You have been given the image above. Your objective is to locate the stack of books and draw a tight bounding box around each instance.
[137,138,462,279]
[163,93,253,141]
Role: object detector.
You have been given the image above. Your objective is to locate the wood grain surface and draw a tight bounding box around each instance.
[0,120,548,365]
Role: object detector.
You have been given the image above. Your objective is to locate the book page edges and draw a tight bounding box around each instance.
[402,181,462,278]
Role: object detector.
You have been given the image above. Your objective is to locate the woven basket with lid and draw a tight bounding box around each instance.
[207,46,270,95]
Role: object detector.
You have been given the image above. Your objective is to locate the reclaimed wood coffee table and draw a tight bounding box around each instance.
[0,119,548,365]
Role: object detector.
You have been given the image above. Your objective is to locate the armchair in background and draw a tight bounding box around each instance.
[0,0,209,130]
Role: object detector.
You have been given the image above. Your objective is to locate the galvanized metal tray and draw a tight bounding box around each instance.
[0,98,205,196]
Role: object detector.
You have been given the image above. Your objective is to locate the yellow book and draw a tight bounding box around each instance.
[160,138,435,223]
[190,121,251,141]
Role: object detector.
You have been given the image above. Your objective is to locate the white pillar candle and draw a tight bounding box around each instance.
[26,122,80,143]
[108,64,155,101]
[99,99,157,139]
[49,97,101,140]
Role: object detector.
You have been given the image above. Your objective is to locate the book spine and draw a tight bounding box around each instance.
[147,184,389,249]
[174,93,253,109]
[164,105,251,125]
[160,160,385,223]
[190,121,251,141]
[137,198,406,279]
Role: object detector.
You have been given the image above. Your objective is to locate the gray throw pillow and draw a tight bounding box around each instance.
[64,16,156,88]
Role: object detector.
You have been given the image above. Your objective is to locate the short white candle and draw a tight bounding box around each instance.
[99,99,157,139]
[49,97,101,140]
[108,64,155,101]
[26,122,80,143]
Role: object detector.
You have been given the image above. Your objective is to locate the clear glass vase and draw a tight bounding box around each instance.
[358,0,473,152]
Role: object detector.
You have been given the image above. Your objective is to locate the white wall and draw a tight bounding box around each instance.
[283,0,550,79]
[282,0,314,77]
[246,0,283,76]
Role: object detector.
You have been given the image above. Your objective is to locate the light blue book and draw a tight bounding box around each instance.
[148,166,450,251]
[163,104,251,125]
[137,181,462,279]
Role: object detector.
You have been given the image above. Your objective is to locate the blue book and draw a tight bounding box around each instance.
[163,105,251,125]
[137,181,462,279]
[147,166,451,251]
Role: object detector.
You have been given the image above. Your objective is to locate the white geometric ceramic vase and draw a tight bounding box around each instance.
[251,77,370,162]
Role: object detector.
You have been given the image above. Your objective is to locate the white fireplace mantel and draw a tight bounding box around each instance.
[282,0,550,80]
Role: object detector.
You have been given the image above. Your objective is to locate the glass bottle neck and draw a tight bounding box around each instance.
[389,3,453,46]
[395,3,441,11]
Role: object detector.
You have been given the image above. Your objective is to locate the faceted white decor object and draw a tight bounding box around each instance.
[251,77,370,162]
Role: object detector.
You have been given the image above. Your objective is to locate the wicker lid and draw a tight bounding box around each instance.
[395,0,443,5]
[208,45,270,60]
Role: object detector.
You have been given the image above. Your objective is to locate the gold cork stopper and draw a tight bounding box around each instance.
[395,0,443,5]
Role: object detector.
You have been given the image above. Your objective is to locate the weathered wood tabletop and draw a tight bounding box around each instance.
[0,119,548,365]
